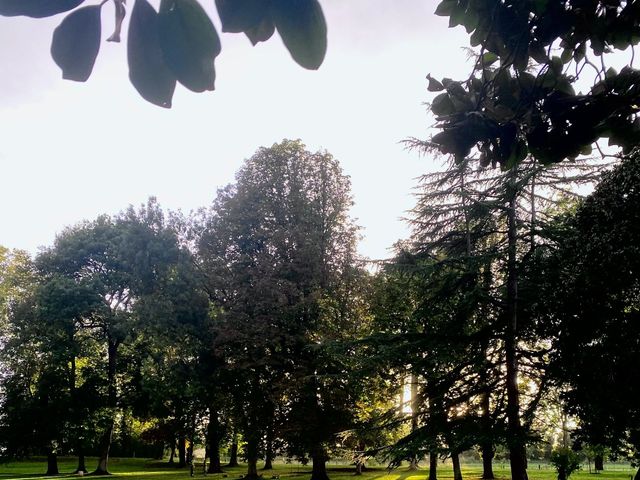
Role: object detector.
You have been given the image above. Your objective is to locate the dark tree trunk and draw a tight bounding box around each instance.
[245,435,260,480]
[481,442,495,480]
[634,466,639,480]
[451,452,463,480]
[153,441,164,460]
[311,445,329,480]
[168,440,176,464]
[408,373,419,470]
[71,357,88,475]
[481,391,495,480]
[355,462,363,476]
[94,422,114,475]
[505,182,528,480]
[594,454,604,471]
[46,451,59,476]
[178,435,187,468]
[227,429,239,467]
[187,435,194,466]
[428,451,437,480]
[263,421,274,470]
[75,443,88,474]
[207,411,223,474]
[93,338,118,475]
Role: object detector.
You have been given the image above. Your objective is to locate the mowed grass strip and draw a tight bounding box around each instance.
[0,459,636,480]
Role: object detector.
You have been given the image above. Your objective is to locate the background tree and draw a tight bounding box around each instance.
[198,140,363,480]
[542,152,640,480]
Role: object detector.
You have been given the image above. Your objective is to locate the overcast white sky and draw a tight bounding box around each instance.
[0,0,472,260]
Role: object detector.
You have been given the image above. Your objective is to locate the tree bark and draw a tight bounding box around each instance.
[263,420,274,470]
[428,451,438,480]
[594,454,604,471]
[207,410,223,473]
[75,443,88,474]
[311,445,330,480]
[481,441,495,480]
[227,429,239,467]
[46,451,59,476]
[168,440,176,464]
[245,435,260,480]
[408,373,420,470]
[481,391,495,480]
[178,435,187,468]
[634,466,639,480]
[93,338,118,475]
[451,452,463,480]
[505,179,528,480]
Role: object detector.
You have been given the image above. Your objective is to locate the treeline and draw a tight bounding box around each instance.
[1,140,639,480]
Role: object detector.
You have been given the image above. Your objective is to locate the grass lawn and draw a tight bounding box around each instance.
[0,458,636,480]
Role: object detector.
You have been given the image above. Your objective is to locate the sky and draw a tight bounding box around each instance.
[0,0,472,261]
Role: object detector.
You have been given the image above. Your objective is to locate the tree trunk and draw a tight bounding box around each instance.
[207,411,223,473]
[263,421,274,470]
[75,443,88,474]
[408,373,420,470]
[178,435,187,468]
[594,454,604,471]
[187,440,194,466]
[168,440,176,464]
[355,461,363,476]
[311,445,329,480]
[481,391,495,480]
[227,429,239,467]
[451,452,463,480]
[634,466,639,480]
[94,422,114,475]
[245,435,260,480]
[46,451,59,476]
[481,441,495,480]
[505,180,528,480]
[428,451,437,480]
[93,338,118,475]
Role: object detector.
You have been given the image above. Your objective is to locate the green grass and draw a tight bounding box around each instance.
[0,458,636,480]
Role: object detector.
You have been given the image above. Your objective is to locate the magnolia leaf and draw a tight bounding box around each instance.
[246,12,276,45]
[434,0,455,17]
[128,0,176,108]
[431,93,455,116]
[0,0,85,18]
[159,0,220,92]
[215,0,267,33]
[481,52,498,66]
[51,5,102,82]
[426,74,444,92]
[271,0,327,70]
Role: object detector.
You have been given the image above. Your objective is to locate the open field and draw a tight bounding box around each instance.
[0,459,636,480]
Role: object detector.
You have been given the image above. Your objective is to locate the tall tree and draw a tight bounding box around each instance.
[198,140,363,480]
[35,198,193,474]
[542,152,640,480]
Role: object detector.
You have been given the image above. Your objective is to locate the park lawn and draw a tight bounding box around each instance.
[0,459,636,480]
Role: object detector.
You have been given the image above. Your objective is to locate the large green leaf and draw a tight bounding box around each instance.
[128,0,177,108]
[215,0,268,33]
[50,5,102,82]
[159,0,220,92]
[245,11,276,45]
[271,0,327,70]
[0,0,85,18]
